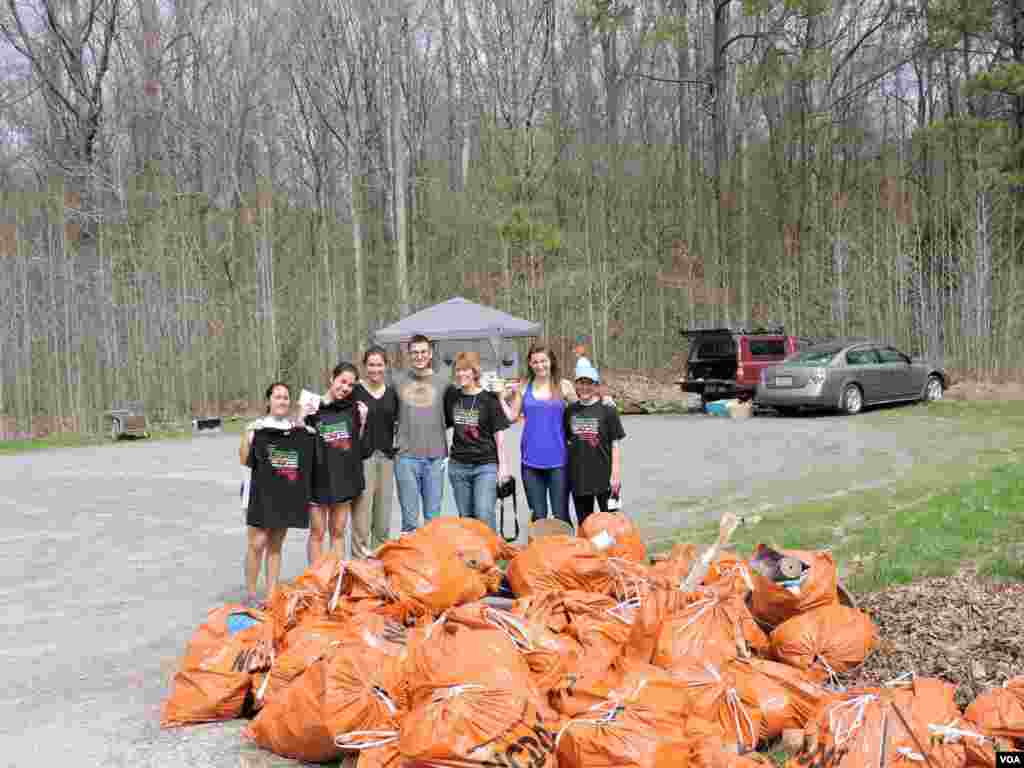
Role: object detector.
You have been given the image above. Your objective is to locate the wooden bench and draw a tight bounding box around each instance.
[105,401,150,439]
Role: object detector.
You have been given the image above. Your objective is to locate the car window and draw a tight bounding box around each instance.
[877,347,909,364]
[693,338,736,358]
[748,339,786,357]
[846,348,880,365]
[785,348,840,366]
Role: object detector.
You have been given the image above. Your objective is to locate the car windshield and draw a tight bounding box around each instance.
[785,348,840,366]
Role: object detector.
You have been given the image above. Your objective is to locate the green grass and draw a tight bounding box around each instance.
[0,415,250,455]
[664,400,1024,591]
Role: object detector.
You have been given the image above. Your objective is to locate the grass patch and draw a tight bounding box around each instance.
[665,400,1024,591]
[0,415,251,455]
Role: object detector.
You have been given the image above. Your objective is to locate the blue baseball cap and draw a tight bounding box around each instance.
[574,357,600,383]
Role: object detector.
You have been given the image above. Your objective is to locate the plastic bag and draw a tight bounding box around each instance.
[649,589,769,671]
[399,685,558,768]
[725,657,832,739]
[421,516,521,562]
[649,543,699,586]
[258,616,352,705]
[556,702,690,768]
[553,656,697,719]
[653,720,773,768]
[581,511,647,563]
[769,604,878,681]
[656,659,764,753]
[378,534,493,615]
[506,535,614,597]
[244,631,405,764]
[748,548,838,628]
[161,604,272,727]
[965,677,1024,743]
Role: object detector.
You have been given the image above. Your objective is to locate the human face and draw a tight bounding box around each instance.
[330,371,357,401]
[529,351,551,380]
[409,342,432,371]
[575,379,597,401]
[365,353,387,384]
[268,385,291,418]
[454,366,478,389]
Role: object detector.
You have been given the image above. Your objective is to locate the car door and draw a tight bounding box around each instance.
[876,346,915,398]
[844,346,883,402]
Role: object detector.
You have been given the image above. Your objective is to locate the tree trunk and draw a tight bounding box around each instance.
[391,7,410,318]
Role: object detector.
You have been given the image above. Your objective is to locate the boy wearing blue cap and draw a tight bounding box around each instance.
[564,357,626,528]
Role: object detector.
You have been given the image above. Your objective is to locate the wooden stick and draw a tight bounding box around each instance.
[682,511,740,592]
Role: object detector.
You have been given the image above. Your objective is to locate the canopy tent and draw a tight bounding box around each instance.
[373,297,542,378]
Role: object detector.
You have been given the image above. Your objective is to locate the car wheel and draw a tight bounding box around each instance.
[841,384,863,415]
[775,406,798,417]
[924,375,944,402]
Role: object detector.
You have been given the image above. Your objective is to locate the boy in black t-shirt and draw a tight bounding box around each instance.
[564,358,625,528]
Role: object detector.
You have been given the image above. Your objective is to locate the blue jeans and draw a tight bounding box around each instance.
[448,461,498,532]
[521,464,570,525]
[395,455,446,533]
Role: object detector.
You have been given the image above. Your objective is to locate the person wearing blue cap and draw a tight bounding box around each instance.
[564,357,626,528]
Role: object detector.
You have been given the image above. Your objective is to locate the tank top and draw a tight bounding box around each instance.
[521,381,568,469]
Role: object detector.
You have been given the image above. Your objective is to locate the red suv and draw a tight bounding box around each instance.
[677,326,812,406]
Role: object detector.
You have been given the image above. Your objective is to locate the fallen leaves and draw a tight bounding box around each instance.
[847,568,1024,708]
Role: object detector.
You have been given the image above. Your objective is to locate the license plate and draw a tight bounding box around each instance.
[775,376,793,386]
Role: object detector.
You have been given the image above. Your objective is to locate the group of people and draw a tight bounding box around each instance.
[238,334,626,606]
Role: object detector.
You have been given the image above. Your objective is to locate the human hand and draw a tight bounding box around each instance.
[610,473,621,496]
[357,401,369,422]
[602,395,616,407]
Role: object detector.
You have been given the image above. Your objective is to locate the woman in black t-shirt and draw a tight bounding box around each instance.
[350,345,399,558]
[239,382,320,607]
[444,351,511,532]
[304,362,368,562]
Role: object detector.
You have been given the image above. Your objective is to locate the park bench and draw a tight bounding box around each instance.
[104,400,150,440]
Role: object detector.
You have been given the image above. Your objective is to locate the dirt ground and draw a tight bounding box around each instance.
[1,404,1015,766]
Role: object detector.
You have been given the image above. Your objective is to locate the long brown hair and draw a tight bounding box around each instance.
[525,343,562,399]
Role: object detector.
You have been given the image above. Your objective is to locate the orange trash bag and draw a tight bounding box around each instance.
[555,701,690,768]
[554,656,701,719]
[506,535,613,597]
[244,632,405,765]
[626,584,705,664]
[378,534,492,615]
[161,604,272,727]
[512,589,619,633]
[650,589,770,671]
[965,677,1024,743]
[725,657,831,739]
[659,659,764,753]
[649,543,699,586]
[420,516,521,562]
[566,605,634,677]
[748,548,838,628]
[770,604,878,681]
[402,616,535,708]
[653,719,773,768]
[266,579,330,648]
[399,684,558,767]
[581,511,647,563]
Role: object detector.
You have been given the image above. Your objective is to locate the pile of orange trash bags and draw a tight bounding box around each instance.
[160,514,1018,768]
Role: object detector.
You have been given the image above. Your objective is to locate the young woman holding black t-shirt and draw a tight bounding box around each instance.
[444,351,511,532]
[240,382,321,607]
[350,346,399,558]
[305,362,368,561]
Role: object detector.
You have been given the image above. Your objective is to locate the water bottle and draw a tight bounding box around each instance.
[607,487,622,512]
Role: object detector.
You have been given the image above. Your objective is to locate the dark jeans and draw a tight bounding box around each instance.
[572,491,611,528]
[521,464,570,524]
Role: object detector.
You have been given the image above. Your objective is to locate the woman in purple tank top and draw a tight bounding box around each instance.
[501,343,575,524]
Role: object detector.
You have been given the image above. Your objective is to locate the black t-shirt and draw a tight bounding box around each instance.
[305,398,366,502]
[247,426,321,529]
[444,388,510,465]
[564,400,626,495]
[353,383,399,459]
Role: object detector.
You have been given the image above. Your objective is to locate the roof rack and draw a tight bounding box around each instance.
[680,322,786,337]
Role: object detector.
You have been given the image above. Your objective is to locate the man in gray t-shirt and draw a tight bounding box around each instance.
[392,334,455,532]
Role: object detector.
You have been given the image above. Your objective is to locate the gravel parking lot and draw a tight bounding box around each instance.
[2,406,1006,767]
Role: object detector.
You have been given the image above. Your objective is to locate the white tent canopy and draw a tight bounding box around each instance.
[374,297,542,379]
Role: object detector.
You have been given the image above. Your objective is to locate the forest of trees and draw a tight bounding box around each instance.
[1,0,1022,433]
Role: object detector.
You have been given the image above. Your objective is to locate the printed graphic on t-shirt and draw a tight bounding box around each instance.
[267,444,300,482]
[400,379,437,409]
[318,418,352,451]
[571,415,601,448]
[453,403,481,441]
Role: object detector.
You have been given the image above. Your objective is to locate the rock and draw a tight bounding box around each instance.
[972,661,986,680]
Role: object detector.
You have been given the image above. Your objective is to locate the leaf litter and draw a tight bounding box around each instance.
[846,566,1024,708]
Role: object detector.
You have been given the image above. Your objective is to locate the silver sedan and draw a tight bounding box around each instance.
[754,340,947,415]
